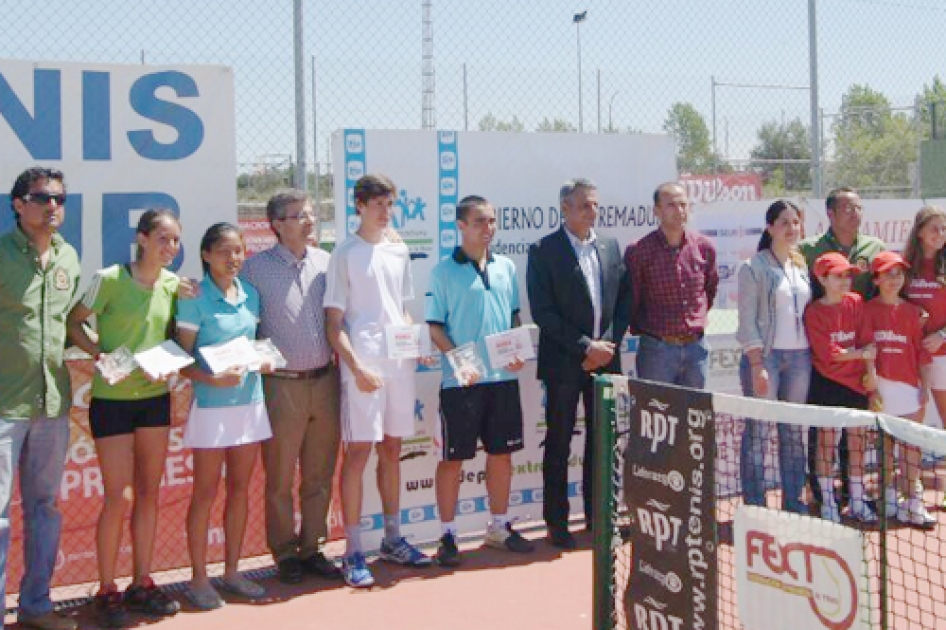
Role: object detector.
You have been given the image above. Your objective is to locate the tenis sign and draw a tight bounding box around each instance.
[0,58,236,282]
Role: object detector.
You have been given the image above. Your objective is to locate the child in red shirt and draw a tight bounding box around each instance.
[860,251,933,527]
[805,253,878,523]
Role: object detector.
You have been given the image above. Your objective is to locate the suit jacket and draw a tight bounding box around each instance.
[527,227,631,383]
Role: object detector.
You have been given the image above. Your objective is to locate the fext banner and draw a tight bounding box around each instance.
[333,129,677,549]
[0,58,237,282]
[735,505,868,630]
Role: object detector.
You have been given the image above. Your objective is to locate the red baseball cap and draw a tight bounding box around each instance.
[870,250,910,275]
[813,252,858,278]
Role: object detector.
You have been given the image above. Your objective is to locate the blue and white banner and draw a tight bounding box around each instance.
[0,58,236,283]
[332,129,677,547]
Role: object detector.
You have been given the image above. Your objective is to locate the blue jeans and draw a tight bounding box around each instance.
[739,350,810,513]
[0,416,70,618]
[635,335,709,388]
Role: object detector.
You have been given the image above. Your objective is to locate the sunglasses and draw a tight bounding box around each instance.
[22,192,67,206]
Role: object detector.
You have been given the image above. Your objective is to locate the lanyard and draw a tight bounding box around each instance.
[771,251,805,338]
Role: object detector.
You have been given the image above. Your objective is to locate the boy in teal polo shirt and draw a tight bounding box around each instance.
[425,195,535,566]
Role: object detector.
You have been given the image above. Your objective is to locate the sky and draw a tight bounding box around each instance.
[2,0,946,171]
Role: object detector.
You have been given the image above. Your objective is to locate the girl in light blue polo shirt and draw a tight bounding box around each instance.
[177,223,271,608]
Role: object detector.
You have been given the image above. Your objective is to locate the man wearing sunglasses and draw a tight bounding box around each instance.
[241,189,342,585]
[0,167,81,630]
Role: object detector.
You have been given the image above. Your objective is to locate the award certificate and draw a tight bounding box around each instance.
[385,324,431,360]
[484,326,536,369]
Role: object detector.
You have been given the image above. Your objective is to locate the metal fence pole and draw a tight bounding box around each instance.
[808,0,823,197]
[293,0,306,191]
[876,420,889,630]
[593,375,617,630]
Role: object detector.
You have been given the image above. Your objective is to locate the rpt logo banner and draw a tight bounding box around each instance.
[624,379,717,630]
[735,505,868,630]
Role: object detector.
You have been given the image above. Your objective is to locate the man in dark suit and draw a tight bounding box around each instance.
[527,178,630,549]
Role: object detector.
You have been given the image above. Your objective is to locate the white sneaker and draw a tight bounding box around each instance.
[897,497,936,528]
[884,487,900,518]
[820,502,841,524]
[847,501,879,524]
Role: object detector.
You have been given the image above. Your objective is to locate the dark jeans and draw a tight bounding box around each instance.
[542,375,595,533]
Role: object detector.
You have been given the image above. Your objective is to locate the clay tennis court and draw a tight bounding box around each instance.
[10,526,594,630]
[9,500,946,629]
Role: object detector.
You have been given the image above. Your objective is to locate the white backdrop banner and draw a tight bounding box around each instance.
[804,197,946,252]
[333,129,677,547]
[0,58,237,282]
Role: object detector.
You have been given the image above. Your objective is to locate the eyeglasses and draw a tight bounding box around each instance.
[835,204,863,216]
[279,211,315,222]
[22,192,66,206]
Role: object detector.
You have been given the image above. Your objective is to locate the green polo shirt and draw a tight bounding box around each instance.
[0,228,81,419]
[799,228,886,298]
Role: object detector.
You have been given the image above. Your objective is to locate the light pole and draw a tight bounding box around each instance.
[608,91,619,132]
[574,11,587,133]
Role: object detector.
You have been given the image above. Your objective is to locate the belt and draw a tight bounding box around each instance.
[268,364,332,380]
[645,332,703,346]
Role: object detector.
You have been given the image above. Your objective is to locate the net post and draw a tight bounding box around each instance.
[592,375,617,630]
[875,416,889,630]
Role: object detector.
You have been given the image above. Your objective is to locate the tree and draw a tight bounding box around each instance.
[604,124,641,135]
[750,118,812,193]
[535,117,576,133]
[663,102,715,174]
[477,112,525,132]
[916,75,946,140]
[831,84,918,193]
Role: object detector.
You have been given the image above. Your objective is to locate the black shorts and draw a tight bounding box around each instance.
[439,380,524,461]
[806,369,869,410]
[89,394,172,439]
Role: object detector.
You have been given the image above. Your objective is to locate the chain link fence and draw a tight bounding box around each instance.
[3,0,946,604]
[6,1,946,209]
[596,376,946,630]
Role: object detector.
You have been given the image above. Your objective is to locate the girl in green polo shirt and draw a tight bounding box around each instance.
[66,209,184,628]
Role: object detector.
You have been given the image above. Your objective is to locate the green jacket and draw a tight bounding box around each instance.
[798,228,886,299]
[0,228,81,419]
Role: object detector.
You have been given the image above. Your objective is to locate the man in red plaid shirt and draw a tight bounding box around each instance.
[624,182,718,388]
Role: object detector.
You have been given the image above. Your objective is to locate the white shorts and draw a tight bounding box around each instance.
[340,361,416,443]
[184,400,272,449]
[876,376,921,417]
[927,355,946,390]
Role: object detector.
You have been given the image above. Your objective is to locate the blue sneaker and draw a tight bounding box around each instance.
[379,537,432,567]
[342,552,375,588]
